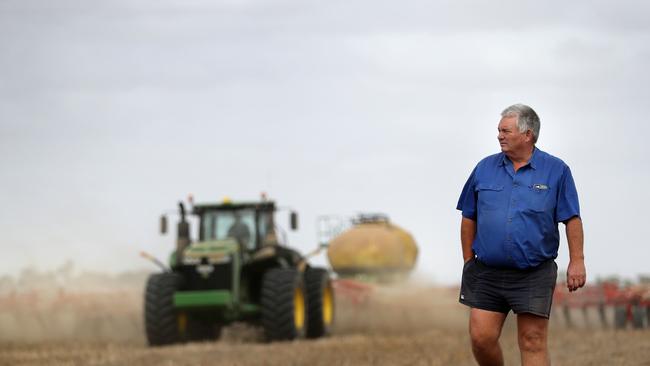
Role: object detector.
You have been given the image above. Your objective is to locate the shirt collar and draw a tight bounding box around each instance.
[528,147,540,170]
[498,147,539,170]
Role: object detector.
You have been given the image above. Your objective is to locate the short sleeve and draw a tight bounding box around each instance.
[555,165,581,223]
[457,167,478,220]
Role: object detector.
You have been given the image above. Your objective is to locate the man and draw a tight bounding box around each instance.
[457,104,586,366]
[228,212,251,249]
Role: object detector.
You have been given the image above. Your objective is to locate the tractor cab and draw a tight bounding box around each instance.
[161,200,298,268]
[190,201,300,266]
[194,201,282,252]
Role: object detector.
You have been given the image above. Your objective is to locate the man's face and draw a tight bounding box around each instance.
[497,116,531,154]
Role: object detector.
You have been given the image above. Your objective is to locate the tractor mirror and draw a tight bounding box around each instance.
[290,211,298,231]
[160,215,168,234]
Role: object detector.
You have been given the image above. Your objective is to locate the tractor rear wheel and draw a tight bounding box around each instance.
[305,267,334,338]
[144,272,184,346]
[261,268,307,341]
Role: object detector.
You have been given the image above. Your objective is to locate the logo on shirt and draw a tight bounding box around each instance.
[533,184,549,190]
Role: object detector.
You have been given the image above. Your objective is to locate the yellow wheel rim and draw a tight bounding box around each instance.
[323,284,334,326]
[294,287,305,330]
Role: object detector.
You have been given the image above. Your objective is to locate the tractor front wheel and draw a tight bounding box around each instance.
[144,272,184,346]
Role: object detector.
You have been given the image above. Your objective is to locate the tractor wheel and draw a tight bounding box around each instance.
[144,272,184,346]
[305,267,335,338]
[261,268,307,341]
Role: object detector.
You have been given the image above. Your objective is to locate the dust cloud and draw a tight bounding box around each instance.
[0,262,147,343]
[1,266,649,365]
[0,263,466,343]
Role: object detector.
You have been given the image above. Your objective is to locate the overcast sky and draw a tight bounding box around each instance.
[1,0,649,284]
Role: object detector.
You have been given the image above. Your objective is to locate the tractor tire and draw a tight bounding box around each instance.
[261,268,307,341]
[144,272,184,346]
[305,267,335,338]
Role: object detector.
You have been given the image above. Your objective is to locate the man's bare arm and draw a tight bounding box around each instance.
[460,217,476,263]
[565,216,586,292]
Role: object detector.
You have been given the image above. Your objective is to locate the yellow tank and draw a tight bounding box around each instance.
[326,215,418,278]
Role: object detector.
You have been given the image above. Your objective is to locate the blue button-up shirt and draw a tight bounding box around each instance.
[457,148,580,269]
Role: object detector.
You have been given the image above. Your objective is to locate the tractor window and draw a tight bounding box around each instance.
[258,211,279,246]
[201,210,257,250]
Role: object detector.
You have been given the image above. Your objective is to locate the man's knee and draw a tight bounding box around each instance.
[518,328,547,353]
[470,325,500,351]
[469,309,506,353]
[517,313,549,353]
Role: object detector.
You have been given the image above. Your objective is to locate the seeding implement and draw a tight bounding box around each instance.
[553,280,650,329]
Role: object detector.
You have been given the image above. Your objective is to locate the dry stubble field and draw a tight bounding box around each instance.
[0,269,649,366]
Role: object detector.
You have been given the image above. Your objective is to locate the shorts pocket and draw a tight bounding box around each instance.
[463,258,475,273]
[527,262,557,317]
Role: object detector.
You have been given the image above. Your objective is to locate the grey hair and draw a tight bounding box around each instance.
[501,103,540,143]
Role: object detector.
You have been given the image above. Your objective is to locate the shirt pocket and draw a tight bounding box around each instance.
[476,184,504,211]
[526,184,552,212]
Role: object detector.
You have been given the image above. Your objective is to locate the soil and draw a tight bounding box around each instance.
[1,271,648,365]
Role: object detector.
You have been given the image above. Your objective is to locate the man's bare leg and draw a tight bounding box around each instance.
[517,313,550,366]
[470,308,507,366]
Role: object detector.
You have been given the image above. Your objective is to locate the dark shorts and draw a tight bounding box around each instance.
[459,258,558,318]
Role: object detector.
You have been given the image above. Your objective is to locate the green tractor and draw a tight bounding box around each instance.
[144,199,334,346]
